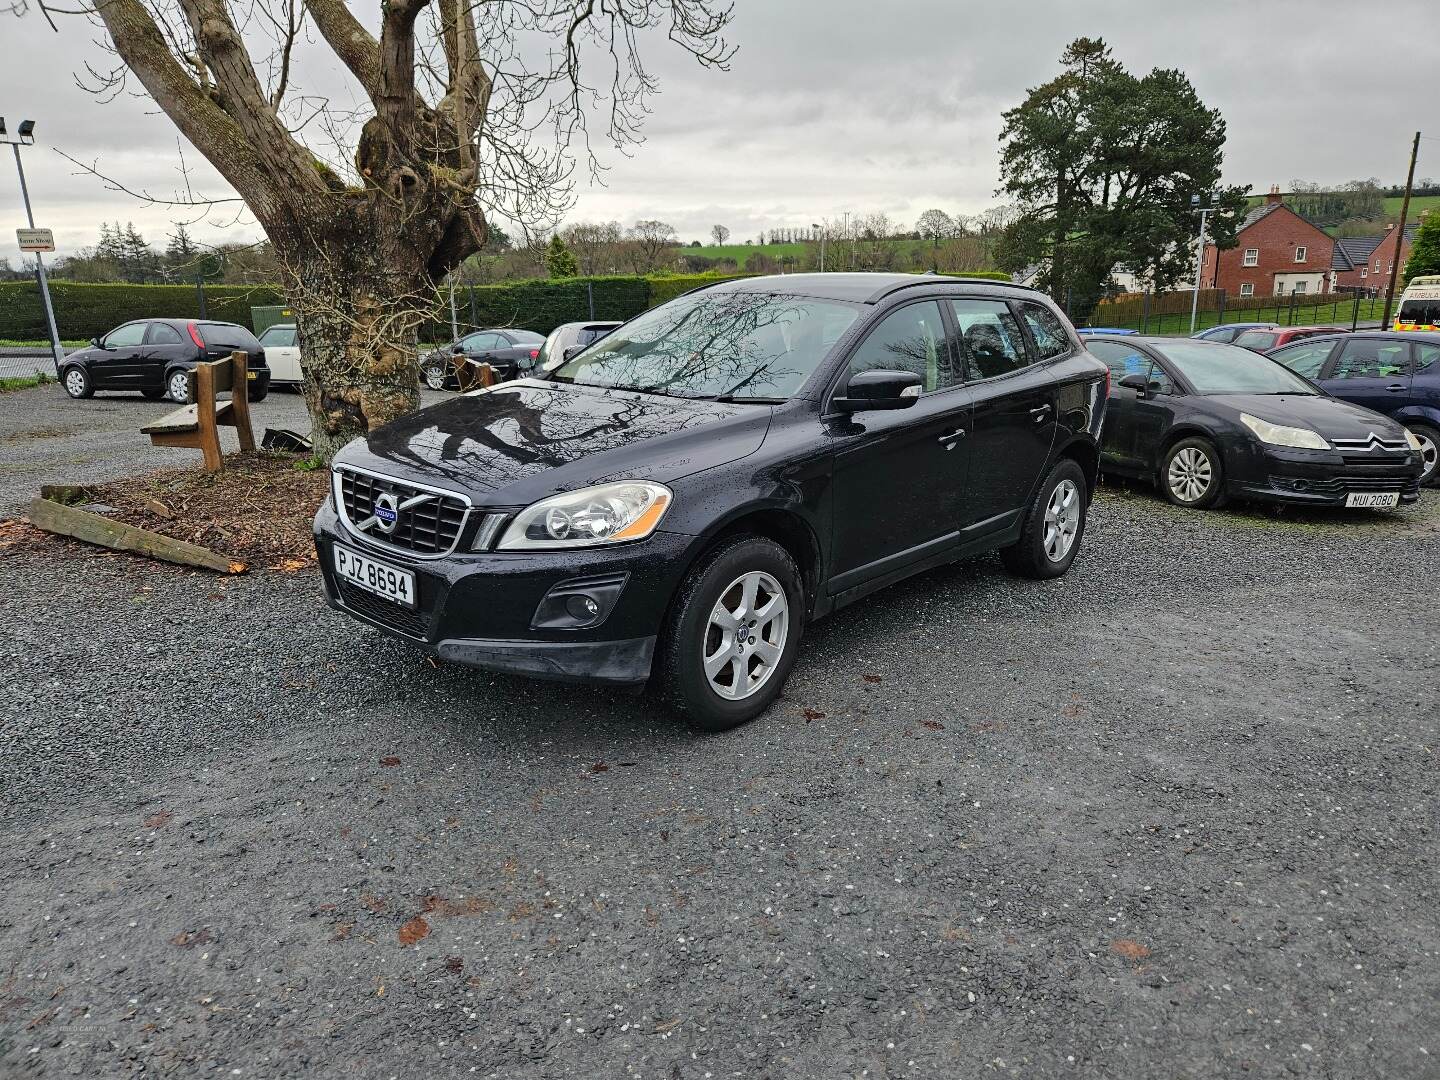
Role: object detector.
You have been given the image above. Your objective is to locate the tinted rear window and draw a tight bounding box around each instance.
[1234,331,1277,350]
[508,329,545,344]
[199,322,261,350]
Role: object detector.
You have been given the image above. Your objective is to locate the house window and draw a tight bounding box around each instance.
[1388,260,1394,272]
[1329,271,1337,287]
[1295,246,1307,263]
[1376,259,1382,271]
[1243,248,1259,267]
[1239,283,1254,297]
[1293,281,1308,295]
[1361,268,1368,278]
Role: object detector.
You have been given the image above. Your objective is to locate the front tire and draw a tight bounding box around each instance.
[1406,422,1440,487]
[657,535,804,732]
[1000,458,1089,579]
[1161,436,1226,509]
[62,366,93,399]
[422,360,449,392]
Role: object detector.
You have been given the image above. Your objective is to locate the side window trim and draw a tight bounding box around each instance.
[1013,300,1075,365]
[826,297,960,406]
[949,296,1031,384]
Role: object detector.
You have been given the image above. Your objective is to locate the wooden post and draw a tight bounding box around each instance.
[230,350,255,452]
[194,361,222,473]
[1382,131,1422,331]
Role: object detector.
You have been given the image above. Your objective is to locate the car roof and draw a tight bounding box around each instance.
[696,272,1039,304]
[264,323,296,330]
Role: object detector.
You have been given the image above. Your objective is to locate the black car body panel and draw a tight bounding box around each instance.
[61,318,269,398]
[422,328,546,389]
[316,274,1108,685]
[1088,336,1423,506]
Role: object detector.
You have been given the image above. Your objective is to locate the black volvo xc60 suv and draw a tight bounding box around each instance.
[314,274,1109,729]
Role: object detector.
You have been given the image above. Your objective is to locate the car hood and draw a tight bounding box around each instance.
[336,378,773,506]
[1207,393,1408,438]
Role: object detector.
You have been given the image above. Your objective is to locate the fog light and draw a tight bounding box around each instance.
[566,595,601,620]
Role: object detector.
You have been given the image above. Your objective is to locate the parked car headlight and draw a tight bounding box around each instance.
[497,481,672,550]
[1404,429,1423,451]
[1239,413,1330,450]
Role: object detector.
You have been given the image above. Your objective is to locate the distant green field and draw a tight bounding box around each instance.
[692,238,924,264]
[1382,193,1440,221]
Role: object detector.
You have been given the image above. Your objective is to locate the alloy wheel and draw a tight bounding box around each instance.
[168,371,189,402]
[424,364,447,391]
[1043,478,1080,562]
[64,369,86,397]
[1167,446,1213,503]
[1413,429,1438,483]
[702,570,789,701]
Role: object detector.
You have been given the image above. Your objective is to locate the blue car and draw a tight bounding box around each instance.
[1268,331,1440,485]
[1076,327,1138,336]
[1192,322,1278,344]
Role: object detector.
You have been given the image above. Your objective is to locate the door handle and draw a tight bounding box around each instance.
[937,428,966,444]
[1030,404,1052,422]
[1385,383,1406,392]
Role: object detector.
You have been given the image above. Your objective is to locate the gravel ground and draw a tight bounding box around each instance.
[1,472,1437,1078]
[0,383,444,515]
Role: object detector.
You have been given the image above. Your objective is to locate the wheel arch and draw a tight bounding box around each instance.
[677,505,824,620]
[1153,422,1223,479]
[1053,436,1099,500]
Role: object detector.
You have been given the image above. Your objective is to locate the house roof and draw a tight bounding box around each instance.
[1332,236,1382,271]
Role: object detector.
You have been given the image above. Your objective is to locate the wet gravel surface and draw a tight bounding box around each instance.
[2,477,1437,1078]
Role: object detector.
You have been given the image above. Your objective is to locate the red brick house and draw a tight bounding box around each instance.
[1201,187,1335,299]
[1331,235,1384,294]
[1362,221,1419,287]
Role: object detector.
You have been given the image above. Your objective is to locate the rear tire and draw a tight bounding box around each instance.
[166,369,190,403]
[656,535,804,733]
[62,366,93,399]
[1000,458,1089,579]
[422,360,449,391]
[1160,436,1226,510]
[1406,422,1440,487]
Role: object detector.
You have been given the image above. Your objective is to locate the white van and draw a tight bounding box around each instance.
[1395,274,1440,331]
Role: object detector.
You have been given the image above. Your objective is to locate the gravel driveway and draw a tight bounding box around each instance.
[1,385,1438,1078]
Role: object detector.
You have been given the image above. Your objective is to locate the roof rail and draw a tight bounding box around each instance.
[865,275,1035,303]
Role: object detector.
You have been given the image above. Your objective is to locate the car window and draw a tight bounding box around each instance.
[1414,342,1440,374]
[198,322,261,350]
[1086,340,1151,389]
[1234,331,1277,351]
[1271,340,1333,379]
[551,292,861,400]
[949,299,1027,379]
[460,332,500,351]
[1144,360,1175,394]
[103,322,147,348]
[261,326,297,347]
[1020,303,1072,360]
[1201,327,1238,343]
[848,301,956,394]
[507,329,545,344]
[1332,339,1410,380]
[147,322,184,345]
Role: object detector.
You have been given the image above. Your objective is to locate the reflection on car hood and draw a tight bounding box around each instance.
[1208,394,1407,438]
[337,378,773,506]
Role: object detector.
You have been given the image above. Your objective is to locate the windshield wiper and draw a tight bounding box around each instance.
[710,394,785,404]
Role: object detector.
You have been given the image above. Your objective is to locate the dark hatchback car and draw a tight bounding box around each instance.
[314,274,1108,730]
[1086,336,1424,510]
[420,327,547,390]
[61,319,270,403]
[1267,331,1440,486]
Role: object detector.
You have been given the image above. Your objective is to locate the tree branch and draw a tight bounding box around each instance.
[301,0,382,95]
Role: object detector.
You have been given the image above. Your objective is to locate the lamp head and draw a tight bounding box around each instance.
[17,119,35,142]
[0,118,6,136]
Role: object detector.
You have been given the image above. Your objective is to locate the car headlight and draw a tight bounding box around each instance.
[1239,412,1330,450]
[1404,429,1423,451]
[496,481,672,550]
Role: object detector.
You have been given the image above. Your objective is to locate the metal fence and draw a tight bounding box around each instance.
[1085,289,1388,336]
[0,347,62,381]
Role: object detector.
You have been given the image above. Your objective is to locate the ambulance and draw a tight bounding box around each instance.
[1394,274,1440,331]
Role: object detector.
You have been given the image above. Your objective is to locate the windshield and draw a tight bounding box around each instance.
[1233,330,1278,350]
[509,329,545,344]
[1155,341,1319,395]
[548,292,860,400]
[1399,299,1440,327]
[261,326,296,347]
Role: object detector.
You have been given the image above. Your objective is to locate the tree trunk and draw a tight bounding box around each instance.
[282,218,430,460]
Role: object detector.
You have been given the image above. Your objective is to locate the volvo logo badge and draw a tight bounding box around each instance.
[373,492,400,533]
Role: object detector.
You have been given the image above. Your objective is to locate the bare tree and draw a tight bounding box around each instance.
[18,0,733,458]
[626,219,678,273]
[710,223,730,246]
[915,209,955,244]
[560,220,622,276]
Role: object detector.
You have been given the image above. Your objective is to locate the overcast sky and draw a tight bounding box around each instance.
[0,0,1432,263]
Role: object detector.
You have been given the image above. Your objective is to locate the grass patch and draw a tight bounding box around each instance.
[0,372,52,393]
[0,338,89,349]
[1089,297,1390,335]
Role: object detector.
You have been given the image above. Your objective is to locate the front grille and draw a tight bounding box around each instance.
[335,466,470,556]
[1269,474,1420,496]
[1331,435,1409,452]
[337,580,431,641]
[1341,454,1413,468]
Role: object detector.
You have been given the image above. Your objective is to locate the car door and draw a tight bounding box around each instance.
[1268,338,1340,385]
[953,299,1059,537]
[1319,337,1412,418]
[459,332,502,360]
[1086,339,1151,468]
[825,299,971,592]
[259,325,302,382]
[143,321,190,391]
[91,321,149,388]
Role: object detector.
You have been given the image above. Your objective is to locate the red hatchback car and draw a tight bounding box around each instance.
[1232,326,1349,353]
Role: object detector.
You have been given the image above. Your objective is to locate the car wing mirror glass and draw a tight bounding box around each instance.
[91,336,102,348]
[833,369,924,412]
[1117,373,1149,394]
[452,343,465,354]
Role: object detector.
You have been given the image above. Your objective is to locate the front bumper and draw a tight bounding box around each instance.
[313,498,693,685]
[1229,446,1423,506]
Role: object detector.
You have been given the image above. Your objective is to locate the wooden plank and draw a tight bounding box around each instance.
[27,497,244,574]
[141,404,201,435]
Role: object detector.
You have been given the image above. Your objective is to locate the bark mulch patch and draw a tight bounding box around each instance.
[1,451,328,571]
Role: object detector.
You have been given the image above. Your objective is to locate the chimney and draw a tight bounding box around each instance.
[1264,184,1283,206]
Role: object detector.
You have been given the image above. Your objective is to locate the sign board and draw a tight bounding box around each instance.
[16,228,55,252]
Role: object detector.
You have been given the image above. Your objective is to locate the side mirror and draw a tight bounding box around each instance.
[451,343,465,354]
[90,337,101,348]
[833,369,923,412]
[1117,373,1150,394]
[562,345,583,362]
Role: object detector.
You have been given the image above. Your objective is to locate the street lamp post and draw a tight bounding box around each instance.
[812,222,825,273]
[1189,194,1213,336]
[1,118,65,372]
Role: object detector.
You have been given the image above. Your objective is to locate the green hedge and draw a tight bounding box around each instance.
[449,276,652,337]
[0,281,282,341]
[646,273,756,306]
